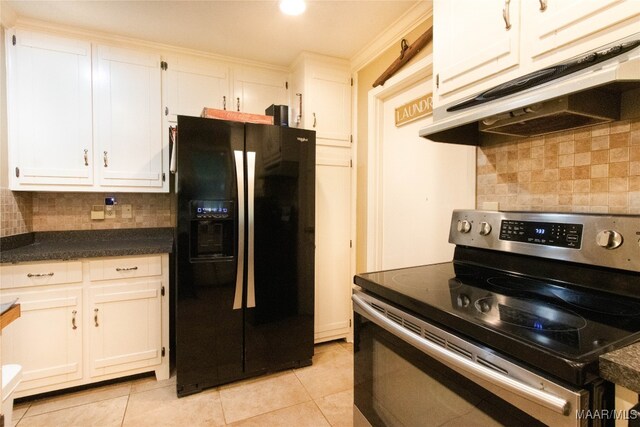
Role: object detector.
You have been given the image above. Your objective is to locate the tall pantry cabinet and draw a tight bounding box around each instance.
[291,53,353,343]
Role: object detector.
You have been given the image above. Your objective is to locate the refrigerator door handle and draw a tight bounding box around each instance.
[246,151,256,308]
[233,150,245,310]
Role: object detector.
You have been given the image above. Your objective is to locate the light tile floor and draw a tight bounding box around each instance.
[12,341,353,427]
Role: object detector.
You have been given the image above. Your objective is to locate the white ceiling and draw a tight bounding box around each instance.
[5,0,423,67]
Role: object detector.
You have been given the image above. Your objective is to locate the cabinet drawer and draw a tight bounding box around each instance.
[89,255,162,281]
[0,260,83,289]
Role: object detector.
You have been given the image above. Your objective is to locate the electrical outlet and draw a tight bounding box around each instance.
[121,204,132,219]
[105,205,116,219]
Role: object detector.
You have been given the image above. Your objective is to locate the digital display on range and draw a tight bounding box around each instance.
[499,220,583,249]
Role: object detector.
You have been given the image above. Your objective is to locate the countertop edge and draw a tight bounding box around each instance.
[599,342,640,394]
[1,228,174,263]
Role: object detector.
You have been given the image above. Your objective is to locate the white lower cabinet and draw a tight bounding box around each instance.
[89,280,162,377]
[0,254,170,398]
[0,287,83,392]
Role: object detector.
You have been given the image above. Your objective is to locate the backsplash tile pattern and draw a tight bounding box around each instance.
[31,192,175,231]
[0,187,33,237]
[477,118,640,214]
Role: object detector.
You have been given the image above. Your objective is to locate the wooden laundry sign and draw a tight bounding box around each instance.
[395,93,433,126]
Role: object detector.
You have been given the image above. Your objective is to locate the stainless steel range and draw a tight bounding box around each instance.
[353,210,640,427]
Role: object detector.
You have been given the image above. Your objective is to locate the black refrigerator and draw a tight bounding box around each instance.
[174,115,315,397]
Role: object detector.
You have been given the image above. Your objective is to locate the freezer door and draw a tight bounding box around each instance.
[243,124,316,374]
[175,116,245,396]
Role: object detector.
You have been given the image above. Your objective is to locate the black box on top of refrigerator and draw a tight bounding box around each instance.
[265,104,288,126]
[174,115,315,397]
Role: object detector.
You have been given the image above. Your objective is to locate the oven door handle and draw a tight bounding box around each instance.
[352,294,571,416]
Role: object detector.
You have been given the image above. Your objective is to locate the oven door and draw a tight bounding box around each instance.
[353,291,600,427]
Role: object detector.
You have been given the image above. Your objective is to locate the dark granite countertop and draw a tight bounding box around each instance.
[600,342,640,393]
[0,228,174,263]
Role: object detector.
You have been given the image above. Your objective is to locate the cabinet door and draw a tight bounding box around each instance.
[1,287,83,393]
[89,280,162,377]
[434,0,521,101]
[94,45,166,190]
[314,146,352,342]
[233,66,288,115]
[307,65,351,146]
[165,55,230,122]
[6,29,93,189]
[524,0,640,62]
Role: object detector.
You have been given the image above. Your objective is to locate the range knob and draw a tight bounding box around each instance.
[479,221,492,236]
[477,299,492,313]
[596,230,623,250]
[457,220,472,233]
[457,294,470,308]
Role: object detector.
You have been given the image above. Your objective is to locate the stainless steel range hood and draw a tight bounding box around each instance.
[419,35,640,146]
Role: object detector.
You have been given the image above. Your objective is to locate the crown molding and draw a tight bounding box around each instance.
[1,2,18,28]
[8,17,290,72]
[350,1,432,73]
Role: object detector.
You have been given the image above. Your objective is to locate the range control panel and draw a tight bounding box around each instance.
[499,220,583,249]
[449,210,639,273]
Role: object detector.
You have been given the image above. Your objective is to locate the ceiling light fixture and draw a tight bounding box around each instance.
[279,0,306,16]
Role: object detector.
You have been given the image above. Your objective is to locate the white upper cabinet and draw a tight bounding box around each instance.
[233,66,288,115]
[433,0,640,107]
[307,65,352,144]
[165,55,231,122]
[291,54,351,147]
[433,0,521,100]
[6,29,168,193]
[93,45,166,191]
[523,0,640,67]
[7,29,94,189]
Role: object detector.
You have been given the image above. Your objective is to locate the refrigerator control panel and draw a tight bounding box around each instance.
[190,200,234,220]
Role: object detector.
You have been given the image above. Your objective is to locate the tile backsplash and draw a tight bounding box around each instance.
[477,118,640,214]
[0,189,175,237]
[0,187,32,237]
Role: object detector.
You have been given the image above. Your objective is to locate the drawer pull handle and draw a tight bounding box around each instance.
[27,272,54,278]
[539,0,547,11]
[94,308,99,327]
[103,151,108,167]
[72,310,78,330]
[116,266,138,272]
[84,149,89,166]
[313,112,316,128]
